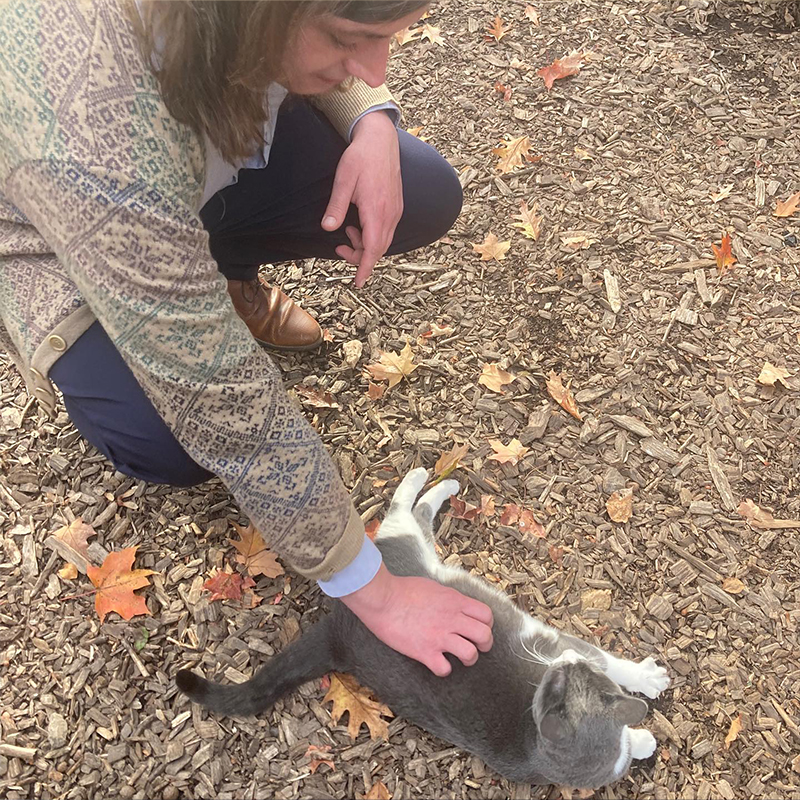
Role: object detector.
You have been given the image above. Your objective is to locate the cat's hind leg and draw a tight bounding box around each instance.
[387,467,429,514]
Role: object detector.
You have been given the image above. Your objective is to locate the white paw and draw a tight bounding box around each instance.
[629,728,657,760]
[391,468,430,510]
[627,657,670,699]
[417,479,459,513]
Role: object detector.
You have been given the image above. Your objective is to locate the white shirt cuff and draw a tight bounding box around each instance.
[317,533,383,597]
[347,102,401,142]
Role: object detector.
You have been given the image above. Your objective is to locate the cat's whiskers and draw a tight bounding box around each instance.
[519,637,554,666]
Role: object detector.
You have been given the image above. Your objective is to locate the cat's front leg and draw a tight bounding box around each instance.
[602,654,670,699]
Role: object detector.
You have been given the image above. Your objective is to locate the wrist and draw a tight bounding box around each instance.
[351,109,395,140]
[340,562,394,614]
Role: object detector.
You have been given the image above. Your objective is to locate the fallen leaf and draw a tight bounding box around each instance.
[492,135,532,174]
[406,125,425,138]
[518,508,545,537]
[58,563,78,580]
[305,744,335,774]
[478,363,516,393]
[738,499,800,530]
[721,577,746,595]
[774,190,800,218]
[606,489,633,523]
[500,503,522,526]
[494,81,513,101]
[295,385,340,409]
[538,51,585,90]
[393,26,421,46]
[546,371,582,420]
[524,5,540,24]
[757,361,792,388]
[487,438,529,465]
[54,518,96,559]
[321,328,334,343]
[711,184,734,203]
[480,495,496,518]
[512,201,543,240]
[548,544,564,564]
[434,442,470,479]
[366,781,391,800]
[366,342,418,389]
[323,672,393,741]
[486,15,511,42]
[204,569,244,602]
[712,233,736,276]
[421,22,443,45]
[421,322,455,338]
[86,546,155,624]
[472,232,511,262]
[724,714,742,749]
[343,339,363,368]
[448,495,481,521]
[229,521,284,579]
[133,626,149,652]
[366,382,385,401]
[365,519,381,540]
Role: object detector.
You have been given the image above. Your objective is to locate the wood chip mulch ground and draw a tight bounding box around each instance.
[2,1,799,798]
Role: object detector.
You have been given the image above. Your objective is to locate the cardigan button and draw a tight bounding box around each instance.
[48,334,67,351]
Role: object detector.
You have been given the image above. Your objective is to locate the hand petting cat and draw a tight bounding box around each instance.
[340,563,495,677]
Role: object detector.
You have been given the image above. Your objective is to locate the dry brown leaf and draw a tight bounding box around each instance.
[724,714,742,749]
[757,361,792,387]
[393,26,421,46]
[721,577,746,595]
[343,339,363,368]
[738,499,800,530]
[420,322,455,338]
[434,442,470,479]
[58,563,78,580]
[512,201,543,240]
[229,521,284,579]
[518,508,545,537]
[305,744,335,774]
[323,673,393,741]
[478,363,516,393]
[366,342,418,389]
[448,495,481,521]
[421,22,443,45]
[492,135,532,174]
[774,190,800,218]
[295,385,340,409]
[712,233,736,276]
[54,518,97,559]
[546,371,582,420]
[366,382,385,401]
[365,781,391,800]
[406,125,425,138]
[494,80,513,101]
[365,519,381,541]
[471,232,511,262]
[538,52,585,89]
[204,569,245,602]
[524,5,540,24]
[480,495,496,518]
[487,438,529,465]
[606,489,633,523]
[486,15,511,42]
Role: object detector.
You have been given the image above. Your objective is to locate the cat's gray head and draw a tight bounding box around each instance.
[532,651,648,788]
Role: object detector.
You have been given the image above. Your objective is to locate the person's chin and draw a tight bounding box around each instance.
[286,75,342,95]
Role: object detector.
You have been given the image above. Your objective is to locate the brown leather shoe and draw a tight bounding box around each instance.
[227,277,323,352]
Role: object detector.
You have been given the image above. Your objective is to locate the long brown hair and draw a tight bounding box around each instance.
[131,1,428,163]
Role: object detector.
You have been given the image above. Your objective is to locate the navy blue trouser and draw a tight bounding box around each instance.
[49,100,463,486]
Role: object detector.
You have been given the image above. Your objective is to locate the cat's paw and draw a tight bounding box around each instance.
[627,657,670,699]
[417,479,460,518]
[628,728,657,760]
[391,468,430,510]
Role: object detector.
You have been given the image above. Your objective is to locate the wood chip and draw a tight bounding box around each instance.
[705,445,736,512]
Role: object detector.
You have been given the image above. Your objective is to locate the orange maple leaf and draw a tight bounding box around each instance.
[229,522,284,579]
[323,672,394,741]
[711,233,736,276]
[204,569,246,602]
[86,546,155,623]
[546,371,582,420]
[472,232,511,262]
[487,438,530,465]
[486,15,511,42]
[774,191,800,218]
[492,135,532,174]
[538,52,585,90]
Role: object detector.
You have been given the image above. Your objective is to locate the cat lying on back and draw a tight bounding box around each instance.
[178,468,670,789]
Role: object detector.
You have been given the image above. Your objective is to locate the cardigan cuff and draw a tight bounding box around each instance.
[312,79,398,140]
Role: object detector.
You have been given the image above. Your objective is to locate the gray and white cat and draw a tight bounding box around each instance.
[177,468,669,789]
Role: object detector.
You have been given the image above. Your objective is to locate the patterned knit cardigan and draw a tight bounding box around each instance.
[0,0,395,579]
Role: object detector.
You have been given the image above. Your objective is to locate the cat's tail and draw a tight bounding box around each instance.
[176,617,335,717]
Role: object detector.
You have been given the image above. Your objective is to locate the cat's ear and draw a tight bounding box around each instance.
[611,695,648,726]
[538,668,569,741]
[539,712,569,741]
